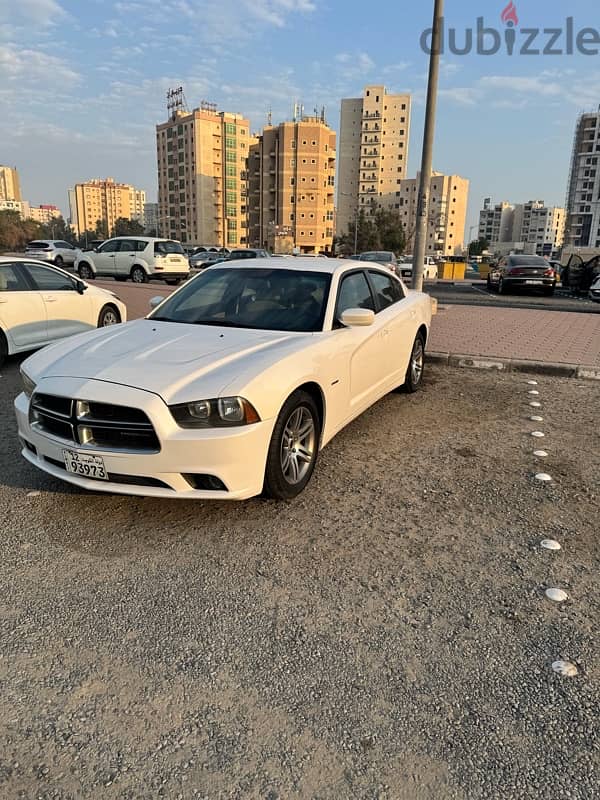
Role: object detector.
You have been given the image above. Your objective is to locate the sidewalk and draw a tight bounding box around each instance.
[429,304,600,377]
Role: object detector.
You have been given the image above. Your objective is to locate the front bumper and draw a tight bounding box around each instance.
[15,378,274,500]
[590,288,600,302]
[152,271,189,281]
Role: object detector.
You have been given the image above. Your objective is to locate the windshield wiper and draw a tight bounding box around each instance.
[191,319,259,329]
[150,315,177,322]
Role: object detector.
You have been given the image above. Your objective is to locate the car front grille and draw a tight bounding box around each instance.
[30,393,160,453]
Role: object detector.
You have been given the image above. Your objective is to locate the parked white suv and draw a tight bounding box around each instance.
[25,240,81,268]
[75,237,189,285]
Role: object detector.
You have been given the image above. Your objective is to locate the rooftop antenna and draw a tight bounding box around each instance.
[267,106,272,126]
[166,87,187,120]
[200,100,218,113]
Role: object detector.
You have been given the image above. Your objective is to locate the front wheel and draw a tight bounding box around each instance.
[0,330,7,369]
[131,266,147,283]
[78,263,94,280]
[498,277,507,295]
[263,390,321,500]
[402,332,425,393]
[97,305,121,327]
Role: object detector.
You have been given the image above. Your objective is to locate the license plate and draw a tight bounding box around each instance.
[525,280,541,285]
[62,449,108,480]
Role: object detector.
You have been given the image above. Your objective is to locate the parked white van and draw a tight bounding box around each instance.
[75,237,190,285]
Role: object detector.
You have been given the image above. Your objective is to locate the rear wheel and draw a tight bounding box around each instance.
[402,332,425,393]
[78,262,94,280]
[54,255,63,267]
[263,390,321,500]
[97,305,121,327]
[498,277,507,294]
[131,266,147,283]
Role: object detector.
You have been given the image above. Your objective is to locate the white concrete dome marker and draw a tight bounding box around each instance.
[534,450,548,457]
[531,431,545,438]
[530,401,542,407]
[528,390,540,395]
[545,587,568,602]
[530,415,544,422]
[540,539,561,551]
[527,380,538,385]
[26,490,41,498]
[552,660,578,677]
[535,472,552,482]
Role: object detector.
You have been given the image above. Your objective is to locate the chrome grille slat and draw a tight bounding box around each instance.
[30,392,160,453]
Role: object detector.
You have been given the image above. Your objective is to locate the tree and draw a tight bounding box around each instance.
[374,206,406,254]
[469,237,489,257]
[113,217,145,237]
[95,218,109,239]
[40,215,76,243]
[338,201,407,255]
[0,210,43,251]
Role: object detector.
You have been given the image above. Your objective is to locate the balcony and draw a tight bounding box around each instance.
[362,111,380,120]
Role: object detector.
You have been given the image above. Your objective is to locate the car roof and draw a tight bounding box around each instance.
[108,236,175,242]
[211,255,386,276]
[0,255,65,264]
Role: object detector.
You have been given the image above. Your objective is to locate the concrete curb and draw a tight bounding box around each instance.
[427,352,600,381]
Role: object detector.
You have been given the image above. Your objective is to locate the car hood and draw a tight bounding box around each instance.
[24,318,309,403]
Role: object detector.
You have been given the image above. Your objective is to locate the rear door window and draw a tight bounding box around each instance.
[368,270,404,310]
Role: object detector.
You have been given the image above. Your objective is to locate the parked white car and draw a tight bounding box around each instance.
[15,258,433,500]
[398,256,438,281]
[589,274,600,303]
[0,257,126,366]
[25,240,81,268]
[75,237,189,285]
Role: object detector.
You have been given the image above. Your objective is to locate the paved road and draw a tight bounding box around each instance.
[1,363,598,798]
[428,281,600,315]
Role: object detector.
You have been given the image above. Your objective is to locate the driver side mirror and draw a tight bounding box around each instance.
[149,295,165,309]
[75,280,86,294]
[339,308,375,327]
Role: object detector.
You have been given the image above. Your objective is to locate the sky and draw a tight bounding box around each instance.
[1,0,599,234]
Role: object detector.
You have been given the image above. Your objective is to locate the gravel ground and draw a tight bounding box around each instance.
[0,359,598,799]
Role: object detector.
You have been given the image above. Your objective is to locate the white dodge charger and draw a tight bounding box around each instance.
[15,258,433,500]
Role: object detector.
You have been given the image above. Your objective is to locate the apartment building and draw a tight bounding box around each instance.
[144,202,159,234]
[337,85,410,239]
[248,115,336,254]
[29,204,62,225]
[479,198,565,256]
[0,199,28,217]
[391,172,469,257]
[478,199,515,244]
[129,188,147,225]
[156,104,251,247]
[0,165,21,202]
[69,178,145,237]
[565,109,600,248]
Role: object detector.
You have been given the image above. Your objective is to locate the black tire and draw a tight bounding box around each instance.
[97,305,121,327]
[402,332,425,393]
[165,278,181,286]
[486,275,492,290]
[54,255,63,267]
[498,277,507,295]
[0,329,7,369]
[131,266,147,283]
[263,390,321,500]
[78,262,94,280]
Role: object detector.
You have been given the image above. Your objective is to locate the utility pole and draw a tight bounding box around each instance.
[412,0,444,292]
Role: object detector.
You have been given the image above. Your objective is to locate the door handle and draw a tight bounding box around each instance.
[43,296,58,302]
[0,297,7,303]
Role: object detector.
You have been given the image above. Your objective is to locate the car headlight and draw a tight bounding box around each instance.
[20,368,36,399]
[169,396,261,428]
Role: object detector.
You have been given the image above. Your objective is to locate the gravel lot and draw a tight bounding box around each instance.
[0,359,598,799]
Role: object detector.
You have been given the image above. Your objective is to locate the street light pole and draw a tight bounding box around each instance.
[412,0,444,292]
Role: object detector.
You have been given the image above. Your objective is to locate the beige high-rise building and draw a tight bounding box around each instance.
[336,85,411,240]
[156,104,251,247]
[29,205,62,224]
[129,188,147,225]
[0,165,22,202]
[393,172,469,256]
[248,116,336,254]
[69,178,145,237]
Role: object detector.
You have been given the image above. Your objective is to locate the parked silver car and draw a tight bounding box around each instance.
[25,240,81,268]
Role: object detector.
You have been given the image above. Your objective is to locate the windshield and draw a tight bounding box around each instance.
[360,252,393,262]
[154,240,185,255]
[149,267,331,332]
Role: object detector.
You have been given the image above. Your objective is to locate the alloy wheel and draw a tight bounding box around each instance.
[280,406,316,485]
[411,337,424,385]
